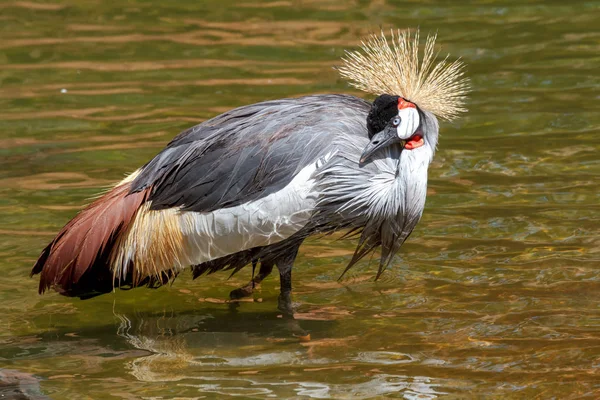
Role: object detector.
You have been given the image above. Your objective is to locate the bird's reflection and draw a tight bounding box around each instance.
[111,310,445,399]
[110,303,317,382]
[115,313,194,382]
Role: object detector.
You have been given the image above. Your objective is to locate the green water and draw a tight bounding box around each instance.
[1,1,599,398]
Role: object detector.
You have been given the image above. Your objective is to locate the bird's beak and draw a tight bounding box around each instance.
[360,126,404,164]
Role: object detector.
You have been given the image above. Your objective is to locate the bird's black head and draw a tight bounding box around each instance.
[361,94,424,164]
[366,94,400,139]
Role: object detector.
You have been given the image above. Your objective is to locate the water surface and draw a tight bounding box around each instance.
[1,0,599,398]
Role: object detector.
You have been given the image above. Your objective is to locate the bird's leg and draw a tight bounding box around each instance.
[229,261,274,300]
[275,246,299,317]
[277,273,293,316]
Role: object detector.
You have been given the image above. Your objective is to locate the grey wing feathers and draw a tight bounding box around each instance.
[130,94,371,212]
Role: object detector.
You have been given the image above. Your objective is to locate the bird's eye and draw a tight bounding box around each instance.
[392,118,401,127]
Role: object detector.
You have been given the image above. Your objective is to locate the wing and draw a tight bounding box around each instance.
[130,94,371,212]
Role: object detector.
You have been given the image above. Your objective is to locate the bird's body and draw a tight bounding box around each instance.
[32,30,468,307]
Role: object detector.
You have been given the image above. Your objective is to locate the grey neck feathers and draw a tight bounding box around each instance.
[420,110,439,164]
[393,110,438,239]
[314,112,439,277]
[364,110,439,276]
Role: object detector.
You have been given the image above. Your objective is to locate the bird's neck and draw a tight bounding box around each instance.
[393,143,432,240]
[395,142,434,176]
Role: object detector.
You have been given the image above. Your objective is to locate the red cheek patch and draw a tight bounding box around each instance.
[398,98,416,110]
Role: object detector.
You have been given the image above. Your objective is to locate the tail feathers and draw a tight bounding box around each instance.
[32,182,149,298]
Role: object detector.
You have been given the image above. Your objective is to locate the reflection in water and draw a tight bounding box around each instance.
[178,375,445,399]
[116,314,194,383]
[114,312,444,399]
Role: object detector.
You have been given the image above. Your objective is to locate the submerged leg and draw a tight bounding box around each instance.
[275,246,300,317]
[229,260,274,300]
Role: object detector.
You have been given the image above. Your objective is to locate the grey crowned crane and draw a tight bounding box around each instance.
[31,30,469,310]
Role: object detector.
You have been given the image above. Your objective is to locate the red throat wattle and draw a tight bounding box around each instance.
[404,135,424,150]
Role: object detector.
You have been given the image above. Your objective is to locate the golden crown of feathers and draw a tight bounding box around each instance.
[338,29,470,121]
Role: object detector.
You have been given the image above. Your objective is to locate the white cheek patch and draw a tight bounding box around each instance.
[396,108,420,139]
